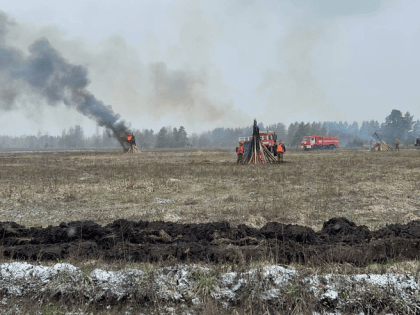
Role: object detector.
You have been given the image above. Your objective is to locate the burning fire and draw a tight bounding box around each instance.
[125,132,139,153]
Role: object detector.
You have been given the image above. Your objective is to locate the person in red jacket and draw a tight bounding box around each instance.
[277,141,286,163]
[235,141,244,164]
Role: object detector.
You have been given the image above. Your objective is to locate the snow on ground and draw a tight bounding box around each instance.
[1,262,420,313]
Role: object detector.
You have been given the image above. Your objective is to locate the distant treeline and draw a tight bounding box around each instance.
[1,110,420,149]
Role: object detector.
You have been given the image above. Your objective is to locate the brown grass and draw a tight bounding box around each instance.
[2,148,420,313]
[1,148,419,231]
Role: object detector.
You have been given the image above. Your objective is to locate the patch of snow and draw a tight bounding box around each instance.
[155,198,172,204]
[0,262,82,296]
[322,289,338,300]
[0,262,81,284]
[90,268,145,301]
[0,261,419,313]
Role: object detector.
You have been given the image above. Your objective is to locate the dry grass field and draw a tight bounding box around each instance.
[1,148,419,230]
[1,147,420,314]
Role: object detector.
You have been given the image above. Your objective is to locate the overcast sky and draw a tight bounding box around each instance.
[1,0,419,136]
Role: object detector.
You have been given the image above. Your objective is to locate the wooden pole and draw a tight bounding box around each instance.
[259,142,265,163]
[254,136,257,164]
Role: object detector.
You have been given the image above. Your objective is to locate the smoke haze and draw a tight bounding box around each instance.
[257,28,342,122]
[1,0,420,136]
[0,8,249,136]
[0,12,131,148]
[149,62,228,122]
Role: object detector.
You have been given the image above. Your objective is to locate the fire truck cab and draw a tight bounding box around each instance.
[259,131,277,149]
[239,131,278,153]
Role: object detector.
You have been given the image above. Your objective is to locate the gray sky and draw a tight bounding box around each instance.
[1,0,419,136]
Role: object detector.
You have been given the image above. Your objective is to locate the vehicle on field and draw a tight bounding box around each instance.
[415,138,420,147]
[239,130,278,153]
[301,136,339,150]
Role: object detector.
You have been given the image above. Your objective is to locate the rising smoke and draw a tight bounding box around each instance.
[0,12,131,150]
[257,28,341,122]
[0,10,248,137]
[148,62,226,122]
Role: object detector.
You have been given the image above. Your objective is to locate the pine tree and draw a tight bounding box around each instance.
[155,127,168,148]
[292,122,310,147]
[287,122,299,146]
[172,127,179,148]
[380,109,409,143]
[177,126,188,147]
[402,111,414,142]
[348,122,359,136]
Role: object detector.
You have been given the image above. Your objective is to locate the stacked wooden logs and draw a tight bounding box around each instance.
[242,119,277,164]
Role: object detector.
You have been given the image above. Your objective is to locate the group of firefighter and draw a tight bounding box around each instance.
[235,141,286,164]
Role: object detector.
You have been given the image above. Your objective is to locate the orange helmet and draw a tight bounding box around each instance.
[241,141,244,145]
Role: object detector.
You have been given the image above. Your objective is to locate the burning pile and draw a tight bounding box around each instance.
[242,119,277,164]
[125,133,139,153]
[0,13,137,153]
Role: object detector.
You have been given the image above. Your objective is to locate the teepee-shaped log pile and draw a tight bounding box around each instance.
[371,131,393,152]
[371,141,393,151]
[125,133,140,153]
[242,119,277,164]
[126,143,140,153]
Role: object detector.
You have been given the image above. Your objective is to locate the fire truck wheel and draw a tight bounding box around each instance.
[313,145,319,150]
[329,144,335,150]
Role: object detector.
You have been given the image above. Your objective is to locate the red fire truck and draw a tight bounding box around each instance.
[301,136,339,150]
[239,131,278,153]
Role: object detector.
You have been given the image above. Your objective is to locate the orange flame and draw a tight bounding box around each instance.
[127,135,132,141]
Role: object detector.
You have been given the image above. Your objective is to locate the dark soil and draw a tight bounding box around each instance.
[1,217,420,266]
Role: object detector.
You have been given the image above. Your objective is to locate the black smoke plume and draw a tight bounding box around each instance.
[0,12,132,150]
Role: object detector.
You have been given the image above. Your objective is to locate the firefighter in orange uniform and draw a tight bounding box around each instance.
[277,141,286,163]
[236,141,244,164]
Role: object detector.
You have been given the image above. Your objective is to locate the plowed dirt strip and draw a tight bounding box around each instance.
[1,217,420,266]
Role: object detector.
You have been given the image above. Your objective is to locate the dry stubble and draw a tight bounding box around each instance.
[0,148,419,231]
